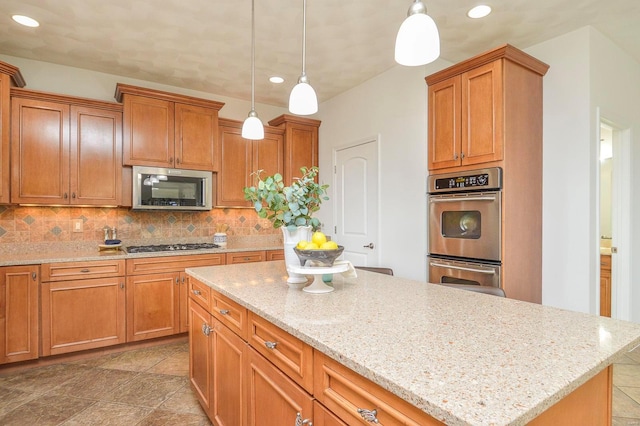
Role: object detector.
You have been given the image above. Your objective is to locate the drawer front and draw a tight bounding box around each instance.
[266,249,285,261]
[42,259,125,282]
[313,352,444,426]
[211,290,247,340]
[189,276,212,309]
[127,253,225,275]
[226,251,266,264]
[248,311,314,393]
[600,254,611,270]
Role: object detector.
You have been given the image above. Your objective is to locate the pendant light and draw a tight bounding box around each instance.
[288,0,318,115]
[242,0,265,140]
[394,0,440,66]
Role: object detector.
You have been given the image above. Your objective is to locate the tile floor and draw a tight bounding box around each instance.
[0,341,211,425]
[0,341,639,425]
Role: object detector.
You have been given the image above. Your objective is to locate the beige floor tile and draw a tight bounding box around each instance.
[0,394,94,426]
[137,409,212,426]
[159,383,208,416]
[0,363,90,395]
[615,387,640,419]
[62,401,153,426]
[147,350,190,377]
[103,371,186,408]
[620,386,640,405]
[49,367,140,400]
[616,364,640,388]
[613,417,640,425]
[0,386,38,417]
[99,346,173,372]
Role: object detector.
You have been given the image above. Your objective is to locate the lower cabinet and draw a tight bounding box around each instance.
[314,401,347,426]
[600,255,611,317]
[0,265,39,364]
[41,260,126,356]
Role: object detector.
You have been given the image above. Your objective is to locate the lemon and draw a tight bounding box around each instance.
[311,231,327,246]
[320,241,338,250]
[296,240,308,249]
[305,242,319,250]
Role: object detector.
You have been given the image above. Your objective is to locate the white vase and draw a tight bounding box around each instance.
[282,225,312,286]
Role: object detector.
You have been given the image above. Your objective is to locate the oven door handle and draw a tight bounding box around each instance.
[430,262,497,275]
[429,196,497,203]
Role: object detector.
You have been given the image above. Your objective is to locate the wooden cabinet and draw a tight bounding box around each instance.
[268,114,321,185]
[126,253,225,340]
[41,260,126,356]
[216,118,284,207]
[0,265,39,364]
[0,62,25,204]
[11,89,123,205]
[314,401,347,426]
[247,346,314,426]
[188,299,213,413]
[226,250,267,265]
[600,255,612,317]
[115,84,224,170]
[425,44,548,173]
[266,249,285,261]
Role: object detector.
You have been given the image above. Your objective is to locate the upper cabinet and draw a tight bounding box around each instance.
[216,118,284,207]
[0,61,26,204]
[11,89,123,206]
[268,114,321,184]
[425,44,549,172]
[115,84,224,171]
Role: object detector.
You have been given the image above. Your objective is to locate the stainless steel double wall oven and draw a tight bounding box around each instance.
[427,168,503,289]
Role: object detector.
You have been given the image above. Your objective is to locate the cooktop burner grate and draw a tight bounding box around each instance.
[125,243,220,253]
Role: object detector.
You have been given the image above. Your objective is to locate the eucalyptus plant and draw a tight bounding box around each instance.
[243,166,329,231]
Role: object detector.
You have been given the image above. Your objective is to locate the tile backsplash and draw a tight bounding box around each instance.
[0,205,278,246]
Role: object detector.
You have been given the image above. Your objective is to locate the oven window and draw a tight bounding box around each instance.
[442,276,480,286]
[441,210,481,239]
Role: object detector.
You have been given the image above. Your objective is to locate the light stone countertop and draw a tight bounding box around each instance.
[186,261,640,426]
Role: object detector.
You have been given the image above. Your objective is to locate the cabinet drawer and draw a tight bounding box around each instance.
[266,249,285,261]
[189,277,211,309]
[314,352,444,426]
[211,290,247,340]
[42,259,125,282]
[126,253,225,275]
[600,254,611,269]
[226,251,266,264]
[248,311,314,393]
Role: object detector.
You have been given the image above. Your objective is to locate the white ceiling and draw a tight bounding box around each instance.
[0,0,637,108]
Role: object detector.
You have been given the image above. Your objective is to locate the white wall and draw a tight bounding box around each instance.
[0,54,287,122]
[315,61,450,281]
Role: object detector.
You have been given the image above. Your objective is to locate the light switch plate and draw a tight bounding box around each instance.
[72,219,83,233]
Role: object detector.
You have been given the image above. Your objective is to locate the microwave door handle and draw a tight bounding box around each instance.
[430,196,497,203]
[430,262,496,275]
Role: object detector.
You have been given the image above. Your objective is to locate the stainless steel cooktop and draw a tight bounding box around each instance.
[125,243,220,253]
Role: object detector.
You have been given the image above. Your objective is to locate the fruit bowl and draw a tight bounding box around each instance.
[293,245,344,267]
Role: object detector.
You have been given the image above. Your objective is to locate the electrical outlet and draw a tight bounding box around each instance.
[72,219,83,233]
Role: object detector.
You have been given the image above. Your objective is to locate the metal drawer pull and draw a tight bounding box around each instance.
[32,272,37,281]
[430,196,496,203]
[264,341,277,349]
[357,408,379,423]
[295,412,312,426]
[80,269,90,273]
[192,289,202,296]
[429,262,496,275]
[219,309,230,315]
[202,323,211,336]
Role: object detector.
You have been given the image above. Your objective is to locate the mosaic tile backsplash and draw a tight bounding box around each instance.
[0,205,278,246]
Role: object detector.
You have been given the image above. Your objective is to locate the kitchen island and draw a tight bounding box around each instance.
[186,261,640,425]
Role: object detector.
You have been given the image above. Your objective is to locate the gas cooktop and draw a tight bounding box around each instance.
[125,243,220,253]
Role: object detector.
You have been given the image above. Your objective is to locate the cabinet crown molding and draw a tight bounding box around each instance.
[0,61,26,87]
[114,83,225,111]
[425,43,550,86]
[10,87,122,111]
[268,114,321,128]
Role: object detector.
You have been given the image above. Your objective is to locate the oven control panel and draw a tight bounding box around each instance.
[428,167,502,193]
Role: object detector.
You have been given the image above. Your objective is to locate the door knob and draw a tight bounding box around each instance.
[363,243,374,249]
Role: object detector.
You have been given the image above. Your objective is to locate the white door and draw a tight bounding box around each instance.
[334,138,378,266]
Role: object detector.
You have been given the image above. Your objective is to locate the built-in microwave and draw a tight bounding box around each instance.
[132,166,213,211]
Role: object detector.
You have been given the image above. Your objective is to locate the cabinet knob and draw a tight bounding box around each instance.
[295,412,312,426]
[120,282,125,289]
[192,289,202,296]
[264,341,277,350]
[202,323,211,336]
[31,272,37,281]
[169,157,173,163]
[453,153,458,160]
[72,192,76,199]
[219,309,230,316]
[64,192,68,199]
[175,277,180,284]
[80,269,90,273]
[460,152,465,159]
[176,158,180,164]
[357,408,379,423]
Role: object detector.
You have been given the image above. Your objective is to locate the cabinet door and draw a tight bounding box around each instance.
[254,129,283,184]
[122,94,174,167]
[11,97,70,203]
[246,346,313,426]
[0,265,39,364]
[41,276,126,356]
[314,401,347,426]
[600,255,612,317]
[179,273,189,333]
[212,319,246,426]
[461,60,503,166]
[428,76,461,170]
[189,299,212,413]
[284,122,318,184]
[175,103,218,171]
[126,272,180,341]
[70,105,123,205]
[0,73,9,204]
[217,123,251,207]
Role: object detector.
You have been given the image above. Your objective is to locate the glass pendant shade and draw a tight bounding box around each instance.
[395,3,440,66]
[242,111,265,140]
[289,77,318,115]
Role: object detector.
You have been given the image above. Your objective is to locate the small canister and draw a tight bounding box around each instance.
[214,232,227,248]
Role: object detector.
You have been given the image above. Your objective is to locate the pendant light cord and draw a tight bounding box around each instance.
[301,0,307,76]
[251,0,256,110]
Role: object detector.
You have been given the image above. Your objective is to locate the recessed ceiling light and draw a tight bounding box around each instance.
[269,76,284,84]
[12,14,40,27]
[467,5,492,19]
